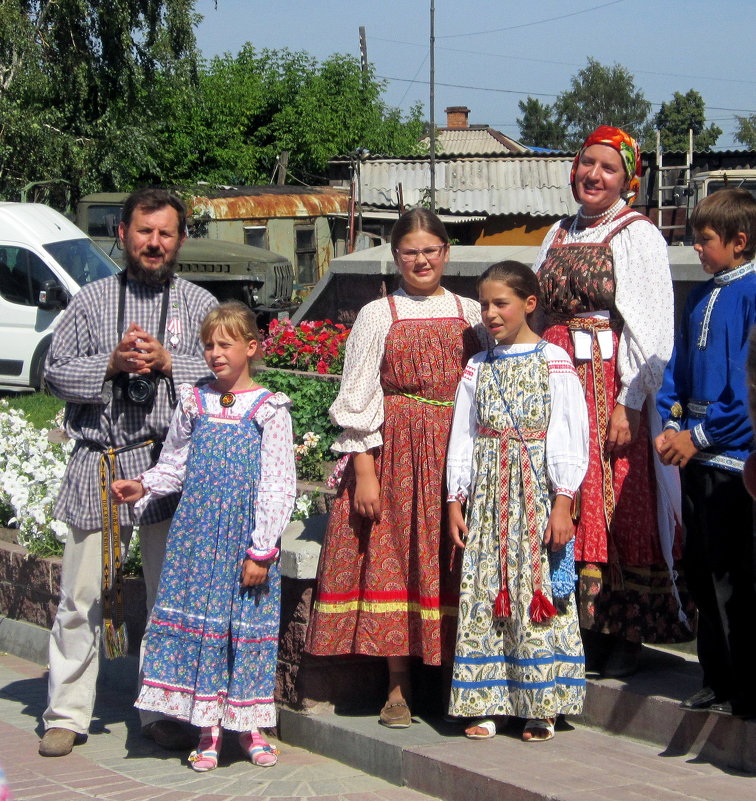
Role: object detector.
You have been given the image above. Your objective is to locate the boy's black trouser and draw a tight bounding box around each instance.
[681,462,756,716]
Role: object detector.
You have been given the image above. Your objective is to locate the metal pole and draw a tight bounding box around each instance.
[357,158,363,235]
[359,26,368,85]
[429,0,436,214]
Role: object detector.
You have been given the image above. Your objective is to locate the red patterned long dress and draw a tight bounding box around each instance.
[306,292,480,665]
[537,211,693,644]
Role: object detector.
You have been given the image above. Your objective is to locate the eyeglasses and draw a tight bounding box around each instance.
[396,245,447,263]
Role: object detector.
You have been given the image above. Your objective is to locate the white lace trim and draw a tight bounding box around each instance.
[136,685,277,732]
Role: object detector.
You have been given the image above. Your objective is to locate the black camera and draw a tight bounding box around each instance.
[114,372,158,406]
[126,373,158,405]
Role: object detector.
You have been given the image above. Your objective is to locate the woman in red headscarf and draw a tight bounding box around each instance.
[533,126,693,677]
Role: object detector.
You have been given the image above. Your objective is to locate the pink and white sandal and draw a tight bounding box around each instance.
[188,748,218,771]
[189,725,222,771]
[241,731,279,768]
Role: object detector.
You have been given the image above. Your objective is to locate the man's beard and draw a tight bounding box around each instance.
[125,252,177,288]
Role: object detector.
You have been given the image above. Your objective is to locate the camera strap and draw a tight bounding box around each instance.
[116,269,171,344]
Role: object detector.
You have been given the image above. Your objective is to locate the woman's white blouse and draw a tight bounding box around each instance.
[329,287,485,454]
[446,342,589,501]
[533,214,674,411]
[136,384,297,557]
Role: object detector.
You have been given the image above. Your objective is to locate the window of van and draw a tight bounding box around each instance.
[0,246,59,306]
[44,239,119,286]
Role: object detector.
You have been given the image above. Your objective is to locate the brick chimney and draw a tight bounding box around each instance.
[444,106,470,129]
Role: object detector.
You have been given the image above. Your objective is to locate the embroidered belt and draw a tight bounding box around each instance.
[562,316,618,534]
[479,425,546,441]
[687,400,710,418]
[98,439,155,659]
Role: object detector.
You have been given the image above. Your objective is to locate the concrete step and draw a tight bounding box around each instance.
[580,643,756,772]
[278,644,756,801]
[279,704,756,801]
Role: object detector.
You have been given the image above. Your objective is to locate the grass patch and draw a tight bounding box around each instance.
[0,391,65,429]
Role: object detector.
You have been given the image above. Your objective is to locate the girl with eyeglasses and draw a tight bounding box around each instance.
[306,208,486,728]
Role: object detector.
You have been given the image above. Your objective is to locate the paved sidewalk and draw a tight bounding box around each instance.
[2,649,756,801]
[0,653,433,801]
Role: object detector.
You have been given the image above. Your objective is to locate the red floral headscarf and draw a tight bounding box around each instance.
[570,125,642,205]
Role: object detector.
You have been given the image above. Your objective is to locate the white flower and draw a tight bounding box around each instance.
[0,403,73,551]
[292,492,316,521]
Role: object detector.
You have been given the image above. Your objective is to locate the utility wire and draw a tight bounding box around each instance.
[371,37,756,88]
[436,0,626,38]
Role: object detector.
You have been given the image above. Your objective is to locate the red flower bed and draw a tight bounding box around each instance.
[262,319,349,374]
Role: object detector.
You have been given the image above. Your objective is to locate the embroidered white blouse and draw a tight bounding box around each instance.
[533,213,674,411]
[136,384,297,558]
[329,288,485,454]
[446,342,589,502]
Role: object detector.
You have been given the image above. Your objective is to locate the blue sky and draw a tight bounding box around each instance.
[194,0,755,150]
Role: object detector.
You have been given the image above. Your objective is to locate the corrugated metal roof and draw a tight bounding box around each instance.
[358,158,577,217]
[189,186,348,220]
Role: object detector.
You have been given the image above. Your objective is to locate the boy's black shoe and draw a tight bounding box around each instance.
[680,687,718,710]
[600,639,641,679]
[709,700,733,715]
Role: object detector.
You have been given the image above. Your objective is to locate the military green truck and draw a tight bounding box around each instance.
[76,193,295,322]
[692,169,756,202]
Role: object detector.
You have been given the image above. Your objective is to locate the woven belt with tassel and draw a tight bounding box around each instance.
[479,425,556,623]
[563,315,625,588]
[565,316,618,534]
[98,439,154,659]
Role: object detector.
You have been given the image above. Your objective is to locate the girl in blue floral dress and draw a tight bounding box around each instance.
[112,302,296,771]
[446,262,589,743]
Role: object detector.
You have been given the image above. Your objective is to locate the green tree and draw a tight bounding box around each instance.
[157,46,424,185]
[554,58,654,150]
[734,114,756,148]
[654,90,721,151]
[516,97,567,150]
[0,0,198,200]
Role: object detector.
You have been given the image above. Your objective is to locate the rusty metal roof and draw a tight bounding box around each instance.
[354,157,576,217]
[189,185,349,220]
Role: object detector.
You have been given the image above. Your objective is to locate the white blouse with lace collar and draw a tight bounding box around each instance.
[136,384,296,557]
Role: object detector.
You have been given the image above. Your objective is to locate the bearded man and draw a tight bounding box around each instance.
[39,188,217,757]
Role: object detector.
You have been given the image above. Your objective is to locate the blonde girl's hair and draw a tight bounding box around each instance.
[200,301,262,364]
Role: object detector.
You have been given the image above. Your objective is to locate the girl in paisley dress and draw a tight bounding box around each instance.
[447,261,588,742]
[306,209,483,728]
[112,303,296,771]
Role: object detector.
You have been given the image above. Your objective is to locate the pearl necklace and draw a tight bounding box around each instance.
[567,198,626,242]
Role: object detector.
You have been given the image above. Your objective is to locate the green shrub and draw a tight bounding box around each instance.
[259,370,340,457]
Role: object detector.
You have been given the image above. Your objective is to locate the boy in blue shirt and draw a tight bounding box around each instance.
[656,188,756,718]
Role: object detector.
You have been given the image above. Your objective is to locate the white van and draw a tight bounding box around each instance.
[0,203,119,390]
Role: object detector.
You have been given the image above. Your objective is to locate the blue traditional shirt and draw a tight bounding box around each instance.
[656,262,756,473]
